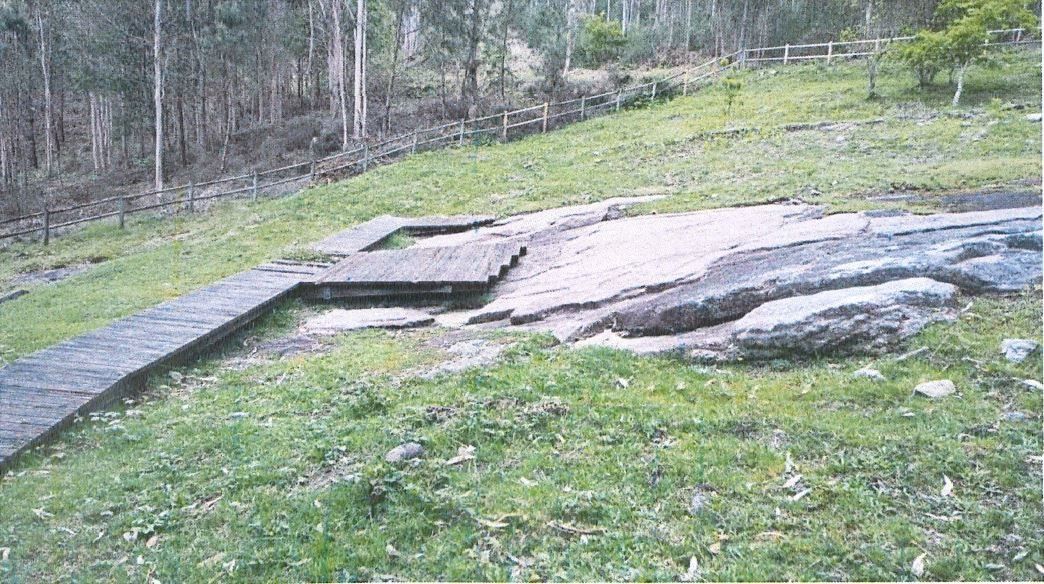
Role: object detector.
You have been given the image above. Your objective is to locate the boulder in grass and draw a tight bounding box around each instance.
[914,379,956,399]
[853,368,886,382]
[1000,339,1039,363]
[385,442,425,464]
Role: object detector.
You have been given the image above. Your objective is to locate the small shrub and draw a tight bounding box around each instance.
[892,30,949,87]
[722,76,742,118]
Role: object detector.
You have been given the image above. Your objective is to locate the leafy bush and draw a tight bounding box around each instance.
[892,30,949,87]
[900,0,1039,104]
[576,16,627,67]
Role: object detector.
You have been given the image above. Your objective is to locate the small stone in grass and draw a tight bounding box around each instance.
[1001,411,1028,422]
[1001,339,1039,363]
[914,379,955,398]
[689,484,714,515]
[1020,379,1043,391]
[853,367,886,382]
[385,442,425,464]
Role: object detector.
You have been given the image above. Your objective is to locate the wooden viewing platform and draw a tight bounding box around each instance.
[313,241,527,299]
[0,215,524,472]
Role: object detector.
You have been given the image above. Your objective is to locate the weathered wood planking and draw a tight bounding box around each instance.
[313,214,496,256]
[0,215,519,472]
[313,241,526,299]
[0,262,327,471]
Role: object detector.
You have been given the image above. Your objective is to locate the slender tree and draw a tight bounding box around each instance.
[353,0,367,139]
[36,5,53,177]
[153,0,164,189]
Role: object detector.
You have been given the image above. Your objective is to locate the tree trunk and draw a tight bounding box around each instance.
[461,0,482,102]
[177,92,187,166]
[37,9,54,177]
[353,0,367,139]
[305,1,314,107]
[330,0,349,147]
[154,0,164,190]
[565,0,575,73]
[499,0,514,98]
[685,0,692,54]
[864,0,876,98]
[738,0,748,59]
[952,63,967,106]
[383,2,406,135]
[89,93,101,172]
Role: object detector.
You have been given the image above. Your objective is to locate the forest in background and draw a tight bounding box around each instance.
[0,0,955,216]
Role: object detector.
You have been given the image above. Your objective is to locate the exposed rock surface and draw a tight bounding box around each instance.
[853,368,886,382]
[0,289,27,305]
[729,278,957,359]
[1021,379,1044,391]
[301,308,434,334]
[385,442,425,463]
[579,279,957,360]
[914,380,956,398]
[420,338,509,378]
[414,198,1041,361]
[1000,339,1039,363]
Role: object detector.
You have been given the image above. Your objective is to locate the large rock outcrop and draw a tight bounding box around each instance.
[421,198,1041,360]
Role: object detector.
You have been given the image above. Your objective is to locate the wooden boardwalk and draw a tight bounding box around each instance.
[314,242,526,299]
[0,261,327,471]
[313,214,495,256]
[0,215,524,472]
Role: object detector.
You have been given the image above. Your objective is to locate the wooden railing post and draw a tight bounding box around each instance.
[650,81,657,99]
[411,130,418,154]
[251,171,259,201]
[309,157,316,182]
[580,96,586,120]
[502,110,508,141]
[42,206,50,245]
[827,40,833,64]
[682,71,689,96]
[542,102,549,133]
[784,43,790,65]
[118,197,127,228]
[874,37,880,54]
[459,118,465,145]
[188,181,195,213]
[616,89,622,111]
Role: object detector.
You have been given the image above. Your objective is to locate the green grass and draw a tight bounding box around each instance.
[0,51,1041,581]
[1,294,1040,581]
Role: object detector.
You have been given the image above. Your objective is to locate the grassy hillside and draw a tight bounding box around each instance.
[0,51,1040,362]
[0,51,1041,581]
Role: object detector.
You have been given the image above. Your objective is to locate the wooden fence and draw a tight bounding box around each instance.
[0,28,1036,245]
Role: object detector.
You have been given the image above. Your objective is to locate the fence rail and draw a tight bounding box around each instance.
[1,28,1036,245]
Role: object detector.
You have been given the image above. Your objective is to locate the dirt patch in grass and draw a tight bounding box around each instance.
[9,259,103,287]
[866,186,1042,213]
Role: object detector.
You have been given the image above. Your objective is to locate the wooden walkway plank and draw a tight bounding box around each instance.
[0,261,328,471]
